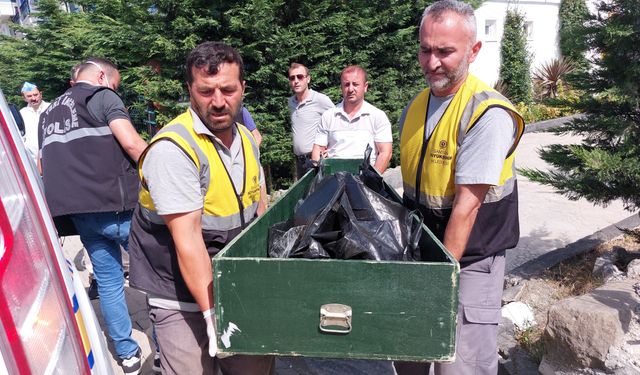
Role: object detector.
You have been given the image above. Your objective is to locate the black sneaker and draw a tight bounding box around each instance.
[87,278,99,300]
[152,350,161,373]
[120,348,142,375]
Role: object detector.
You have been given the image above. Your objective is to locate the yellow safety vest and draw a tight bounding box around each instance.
[138,110,261,231]
[128,110,262,302]
[400,74,524,209]
[400,74,525,262]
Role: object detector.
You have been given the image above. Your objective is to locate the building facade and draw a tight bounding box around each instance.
[0,0,80,36]
[471,0,562,87]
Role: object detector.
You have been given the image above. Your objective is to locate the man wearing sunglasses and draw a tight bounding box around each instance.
[287,63,334,179]
[39,57,147,374]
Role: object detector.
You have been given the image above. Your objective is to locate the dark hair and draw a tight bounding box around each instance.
[70,64,80,81]
[186,41,244,84]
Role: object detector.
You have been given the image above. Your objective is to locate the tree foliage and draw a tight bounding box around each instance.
[499,8,532,104]
[558,0,589,68]
[0,0,441,188]
[521,0,640,211]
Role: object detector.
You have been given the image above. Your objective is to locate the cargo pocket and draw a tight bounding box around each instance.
[456,305,501,364]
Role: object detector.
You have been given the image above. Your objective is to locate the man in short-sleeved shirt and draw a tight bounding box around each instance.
[39,58,147,375]
[287,63,334,178]
[311,65,392,173]
[128,41,274,375]
[393,2,525,374]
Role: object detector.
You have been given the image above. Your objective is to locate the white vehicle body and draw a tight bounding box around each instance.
[0,88,114,375]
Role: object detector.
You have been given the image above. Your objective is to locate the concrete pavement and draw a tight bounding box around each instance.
[61,120,639,374]
[508,130,639,276]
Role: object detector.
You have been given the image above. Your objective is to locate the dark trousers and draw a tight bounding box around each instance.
[295,153,312,180]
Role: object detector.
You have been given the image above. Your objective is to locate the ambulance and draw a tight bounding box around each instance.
[0,88,113,374]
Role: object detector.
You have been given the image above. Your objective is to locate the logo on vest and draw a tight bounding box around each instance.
[42,93,79,138]
[248,176,260,201]
[430,139,452,166]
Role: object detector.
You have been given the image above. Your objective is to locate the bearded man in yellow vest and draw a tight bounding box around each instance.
[394,1,525,374]
[128,42,273,374]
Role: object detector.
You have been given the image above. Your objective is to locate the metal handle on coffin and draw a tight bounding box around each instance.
[319,304,352,334]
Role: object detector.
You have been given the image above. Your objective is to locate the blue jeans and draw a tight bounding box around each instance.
[71,211,139,359]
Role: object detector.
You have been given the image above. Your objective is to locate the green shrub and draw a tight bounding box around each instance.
[516,102,561,123]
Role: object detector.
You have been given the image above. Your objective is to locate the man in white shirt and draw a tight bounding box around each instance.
[311,65,393,173]
[19,82,50,161]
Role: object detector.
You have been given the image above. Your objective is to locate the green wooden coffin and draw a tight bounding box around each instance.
[213,159,459,362]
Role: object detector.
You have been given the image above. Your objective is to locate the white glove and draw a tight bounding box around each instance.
[203,308,218,357]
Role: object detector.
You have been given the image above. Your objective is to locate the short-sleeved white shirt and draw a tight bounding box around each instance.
[314,101,392,165]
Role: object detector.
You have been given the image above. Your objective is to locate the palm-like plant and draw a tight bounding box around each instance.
[533,57,576,98]
[493,79,509,97]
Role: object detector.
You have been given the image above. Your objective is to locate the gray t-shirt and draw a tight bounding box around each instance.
[84,85,130,124]
[142,108,264,216]
[400,93,517,185]
[288,89,334,155]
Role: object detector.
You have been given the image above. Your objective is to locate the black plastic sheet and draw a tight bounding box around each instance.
[269,148,421,261]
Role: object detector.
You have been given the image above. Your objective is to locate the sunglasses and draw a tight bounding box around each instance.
[288,74,307,81]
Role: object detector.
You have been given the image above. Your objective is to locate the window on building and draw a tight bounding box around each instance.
[485,19,497,40]
[524,21,533,39]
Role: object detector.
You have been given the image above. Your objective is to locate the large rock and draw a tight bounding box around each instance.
[627,259,640,279]
[542,279,640,370]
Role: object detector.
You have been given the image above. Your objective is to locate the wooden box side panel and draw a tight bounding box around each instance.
[213,258,458,361]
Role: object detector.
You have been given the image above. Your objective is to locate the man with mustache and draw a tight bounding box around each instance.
[19,81,50,161]
[394,1,525,374]
[311,65,392,173]
[129,41,273,374]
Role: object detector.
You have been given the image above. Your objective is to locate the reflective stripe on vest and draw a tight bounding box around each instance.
[137,110,261,231]
[41,126,113,147]
[400,74,525,209]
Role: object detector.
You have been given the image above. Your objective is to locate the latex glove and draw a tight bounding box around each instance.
[203,308,218,357]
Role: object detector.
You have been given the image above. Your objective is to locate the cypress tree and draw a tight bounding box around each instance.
[498,8,532,104]
[558,0,589,69]
[522,0,640,214]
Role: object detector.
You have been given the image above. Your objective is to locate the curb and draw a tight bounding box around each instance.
[524,114,584,133]
[507,212,640,281]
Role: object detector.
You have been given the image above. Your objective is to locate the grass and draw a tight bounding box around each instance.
[515,325,546,363]
[542,250,605,299]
